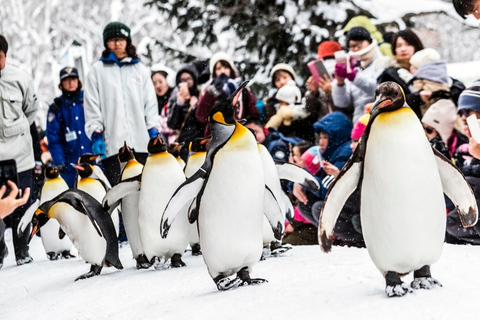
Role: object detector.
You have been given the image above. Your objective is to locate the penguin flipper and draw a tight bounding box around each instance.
[319,162,362,253]
[281,190,294,222]
[102,181,141,214]
[264,185,285,241]
[161,173,205,238]
[65,190,123,270]
[433,149,478,227]
[17,199,40,234]
[275,162,320,193]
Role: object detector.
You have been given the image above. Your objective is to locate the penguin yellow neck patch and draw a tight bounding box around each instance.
[376,107,414,124]
[212,112,227,125]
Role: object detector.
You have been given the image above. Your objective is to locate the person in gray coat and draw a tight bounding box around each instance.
[0,35,39,266]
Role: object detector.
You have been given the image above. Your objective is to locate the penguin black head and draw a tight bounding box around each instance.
[370,82,406,116]
[167,142,184,158]
[72,163,93,178]
[29,207,50,243]
[78,153,100,165]
[147,135,167,154]
[189,137,210,153]
[118,141,135,163]
[44,163,60,179]
[209,80,249,126]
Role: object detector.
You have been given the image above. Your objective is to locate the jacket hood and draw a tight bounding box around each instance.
[313,111,353,159]
[175,64,199,86]
[413,61,450,86]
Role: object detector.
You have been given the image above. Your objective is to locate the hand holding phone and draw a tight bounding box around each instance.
[307,60,330,85]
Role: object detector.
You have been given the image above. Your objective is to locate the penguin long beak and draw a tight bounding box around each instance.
[370,96,392,114]
[29,210,49,243]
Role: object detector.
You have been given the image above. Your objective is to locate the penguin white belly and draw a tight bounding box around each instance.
[361,111,446,275]
[39,179,72,254]
[52,202,106,266]
[199,145,264,277]
[121,192,143,257]
[139,154,189,260]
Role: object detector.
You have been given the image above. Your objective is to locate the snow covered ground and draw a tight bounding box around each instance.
[1,228,479,320]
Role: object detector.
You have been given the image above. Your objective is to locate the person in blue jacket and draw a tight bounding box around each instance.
[46,67,92,187]
[292,111,353,226]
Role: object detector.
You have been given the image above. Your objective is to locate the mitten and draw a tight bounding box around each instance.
[208,73,229,97]
[91,131,106,156]
[335,64,357,81]
[148,128,159,139]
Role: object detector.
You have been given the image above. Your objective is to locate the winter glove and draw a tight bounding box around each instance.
[208,73,229,97]
[56,163,66,173]
[91,131,106,157]
[335,63,357,82]
[148,128,159,139]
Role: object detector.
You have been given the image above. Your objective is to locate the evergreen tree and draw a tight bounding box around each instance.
[146,0,369,87]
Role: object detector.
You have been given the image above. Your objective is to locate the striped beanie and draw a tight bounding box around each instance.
[301,146,322,175]
[351,113,370,140]
[458,80,480,114]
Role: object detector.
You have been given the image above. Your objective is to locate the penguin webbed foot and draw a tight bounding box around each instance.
[214,275,244,291]
[61,250,76,259]
[75,265,102,281]
[191,243,202,256]
[385,271,412,297]
[47,252,59,260]
[237,266,268,286]
[270,241,293,256]
[170,253,186,268]
[411,265,442,290]
[135,254,152,270]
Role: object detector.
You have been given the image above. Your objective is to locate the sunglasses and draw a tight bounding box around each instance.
[423,126,435,134]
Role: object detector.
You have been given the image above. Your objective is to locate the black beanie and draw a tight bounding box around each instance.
[346,26,372,44]
[103,22,132,47]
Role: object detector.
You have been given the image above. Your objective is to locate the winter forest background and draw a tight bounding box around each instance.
[1,0,479,128]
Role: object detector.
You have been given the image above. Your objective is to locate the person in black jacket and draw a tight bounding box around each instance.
[166,64,204,160]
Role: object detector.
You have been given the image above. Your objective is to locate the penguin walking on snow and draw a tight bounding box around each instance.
[138,136,189,268]
[102,142,151,269]
[30,189,123,280]
[37,164,75,260]
[319,82,478,297]
[183,137,210,256]
[161,81,284,291]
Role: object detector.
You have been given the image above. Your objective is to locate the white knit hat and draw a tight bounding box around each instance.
[209,52,238,76]
[410,48,441,69]
[151,64,176,88]
[275,80,302,105]
[269,63,297,86]
[421,99,457,144]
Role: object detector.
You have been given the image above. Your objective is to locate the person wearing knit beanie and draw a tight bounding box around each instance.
[409,48,441,73]
[317,41,342,60]
[208,52,237,78]
[269,63,297,88]
[103,21,132,47]
[458,80,480,117]
[346,26,373,45]
[421,99,457,145]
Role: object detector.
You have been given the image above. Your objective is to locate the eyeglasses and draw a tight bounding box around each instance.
[180,77,193,83]
[423,126,435,134]
[107,37,127,44]
[458,109,474,117]
[348,40,367,51]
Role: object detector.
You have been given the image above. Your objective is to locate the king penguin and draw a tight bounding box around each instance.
[161,81,285,291]
[168,142,186,171]
[37,164,75,260]
[138,136,189,268]
[102,142,150,269]
[319,82,478,297]
[184,137,210,256]
[30,189,123,281]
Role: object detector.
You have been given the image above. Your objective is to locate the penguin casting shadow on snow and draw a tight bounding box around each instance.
[30,189,123,281]
[319,82,478,297]
[160,81,285,291]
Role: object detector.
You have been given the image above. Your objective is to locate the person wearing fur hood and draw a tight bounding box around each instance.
[331,26,388,123]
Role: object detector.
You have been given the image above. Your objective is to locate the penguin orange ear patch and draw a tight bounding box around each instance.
[212,112,227,125]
